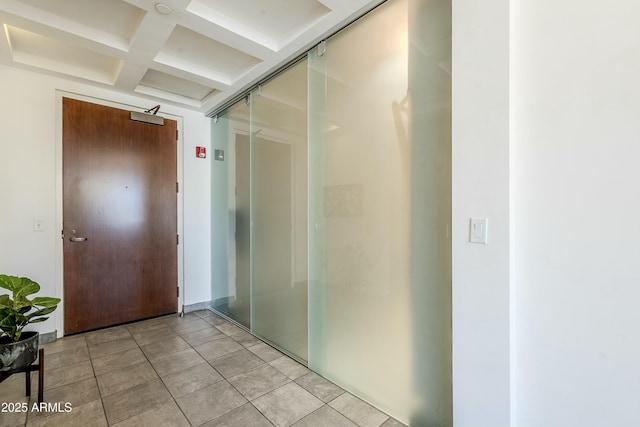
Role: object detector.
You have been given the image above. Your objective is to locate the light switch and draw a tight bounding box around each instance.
[470,218,488,244]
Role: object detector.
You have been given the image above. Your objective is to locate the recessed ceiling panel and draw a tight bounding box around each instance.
[19,0,145,45]
[7,26,121,84]
[140,69,218,100]
[0,0,381,111]
[157,25,261,84]
[188,0,331,48]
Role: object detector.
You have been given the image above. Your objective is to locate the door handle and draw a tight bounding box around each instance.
[69,237,88,242]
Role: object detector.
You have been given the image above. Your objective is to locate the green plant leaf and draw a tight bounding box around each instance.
[0,311,12,326]
[31,297,61,308]
[13,313,29,326]
[0,275,19,292]
[0,294,11,308]
[0,275,40,297]
[0,275,58,342]
[26,306,57,319]
[13,277,40,300]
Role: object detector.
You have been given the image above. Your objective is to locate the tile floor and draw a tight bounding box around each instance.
[0,310,406,427]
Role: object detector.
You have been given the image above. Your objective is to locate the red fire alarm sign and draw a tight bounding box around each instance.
[196,146,206,158]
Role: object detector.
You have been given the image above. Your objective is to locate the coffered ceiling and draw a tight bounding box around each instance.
[0,0,382,113]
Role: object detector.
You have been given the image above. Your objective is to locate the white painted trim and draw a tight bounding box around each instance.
[183,301,212,313]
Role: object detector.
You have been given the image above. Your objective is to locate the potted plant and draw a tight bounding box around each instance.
[0,275,60,372]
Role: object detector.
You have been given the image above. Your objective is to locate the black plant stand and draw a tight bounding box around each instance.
[0,348,44,403]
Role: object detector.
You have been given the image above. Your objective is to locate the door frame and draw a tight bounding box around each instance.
[54,91,185,338]
[227,127,298,302]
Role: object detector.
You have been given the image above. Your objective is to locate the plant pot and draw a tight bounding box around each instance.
[0,331,39,372]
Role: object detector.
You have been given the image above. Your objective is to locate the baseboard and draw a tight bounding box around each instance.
[182,301,212,313]
[39,330,57,344]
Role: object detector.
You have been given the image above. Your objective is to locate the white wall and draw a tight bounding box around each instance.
[452,0,511,425]
[454,0,640,425]
[0,67,211,336]
[511,0,640,426]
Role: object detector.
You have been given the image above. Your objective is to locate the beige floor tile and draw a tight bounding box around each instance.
[44,360,94,390]
[193,310,219,320]
[44,346,90,371]
[295,372,345,403]
[0,396,28,427]
[200,402,273,427]
[215,323,245,336]
[209,349,265,379]
[247,342,283,363]
[87,338,138,359]
[180,326,225,347]
[329,393,390,427]
[0,372,31,401]
[230,330,262,348]
[194,337,243,361]
[203,316,229,327]
[91,347,146,376]
[381,417,408,426]
[2,316,400,427]
[161,362,224,398]
[85,326,132,346]
[102,378,172,425]
[252,382,324,427]
[171,318,213,334]
[27,377,100,422]
[96,361,158,397]
[110,400,190,427]
[130,325,178,347]
[292,405,358,427]
[149,348,205,376]
[162,313,199,327]
[176,381,247,426]
[227,364,290,400]
[269,356,310,380]
[26,399,107,427]
[140,335,190,361]
[40,336,86,356]
[125,318,168,335]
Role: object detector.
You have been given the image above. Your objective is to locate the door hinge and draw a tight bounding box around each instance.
[177,286,180,298]
[176,182,179,193]
[176,129,179,140]
[177,234,179,245]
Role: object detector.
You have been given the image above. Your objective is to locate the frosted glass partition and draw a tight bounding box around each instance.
[211,100,252,328]
[307,0,452,425]
[211,0,451,423]
[250,60,309,361]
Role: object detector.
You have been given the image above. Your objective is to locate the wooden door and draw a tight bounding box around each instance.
[62,98,177,334]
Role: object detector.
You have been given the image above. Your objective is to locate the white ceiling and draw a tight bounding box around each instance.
[0,0,383,114]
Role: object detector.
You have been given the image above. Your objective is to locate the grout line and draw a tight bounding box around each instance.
[86,339,110,426]
[121,317,193,426]
[171,314,254,425]
[179,310,283,425]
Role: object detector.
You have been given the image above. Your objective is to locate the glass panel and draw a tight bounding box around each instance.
[308,0,452,424]
[211,99,252,328]
[250,60,309,361]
